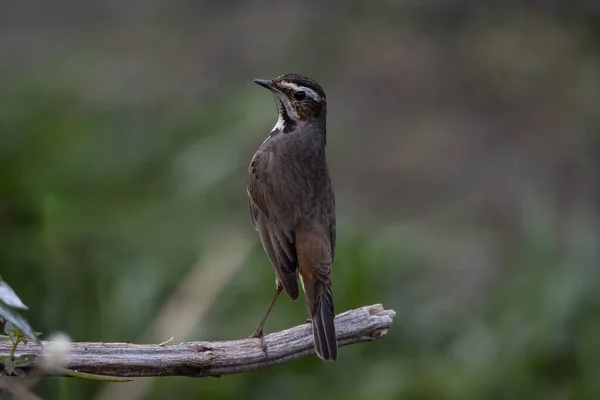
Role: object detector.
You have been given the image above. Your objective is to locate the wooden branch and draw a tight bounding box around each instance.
[2,304,395,378]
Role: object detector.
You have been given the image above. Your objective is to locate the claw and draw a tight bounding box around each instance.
[249,328,264,339]
[249,329,268,358]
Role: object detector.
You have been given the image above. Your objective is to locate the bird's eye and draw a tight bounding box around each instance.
[294,91,307,101]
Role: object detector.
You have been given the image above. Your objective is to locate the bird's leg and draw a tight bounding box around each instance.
[250,285,283,339]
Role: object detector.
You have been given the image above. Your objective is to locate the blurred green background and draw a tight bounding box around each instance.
[2,1,600,399]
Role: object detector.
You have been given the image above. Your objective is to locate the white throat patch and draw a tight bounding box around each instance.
[271,113,285,133]
[260,113,284,146]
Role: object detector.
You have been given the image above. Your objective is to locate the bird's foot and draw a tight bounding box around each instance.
[249,328,264,339]
[249,328,268,358]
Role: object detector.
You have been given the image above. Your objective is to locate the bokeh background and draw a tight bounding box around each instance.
[2,1,600,399]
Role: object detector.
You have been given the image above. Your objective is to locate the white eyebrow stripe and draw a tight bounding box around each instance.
[301,87,320,100]
[278,82,321,101]
[278,81,302,91]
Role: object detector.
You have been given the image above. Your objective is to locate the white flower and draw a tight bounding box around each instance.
[39,332,71,373]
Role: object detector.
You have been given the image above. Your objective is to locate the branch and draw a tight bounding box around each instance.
[1,304,395,378]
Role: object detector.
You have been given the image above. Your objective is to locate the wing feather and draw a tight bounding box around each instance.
[247,157,299,300]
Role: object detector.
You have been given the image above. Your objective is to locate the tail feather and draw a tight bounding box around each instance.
[311,288,337,361]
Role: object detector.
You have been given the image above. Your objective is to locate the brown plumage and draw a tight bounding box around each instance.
[247,73,337,361]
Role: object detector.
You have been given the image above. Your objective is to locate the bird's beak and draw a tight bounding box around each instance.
[253,79,276,91]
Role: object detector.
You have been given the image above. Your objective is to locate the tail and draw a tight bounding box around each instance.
[310,286,338,361]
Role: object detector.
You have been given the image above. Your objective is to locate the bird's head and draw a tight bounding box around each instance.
[254,73,327,133]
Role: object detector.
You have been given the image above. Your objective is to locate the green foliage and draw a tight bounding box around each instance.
[0,321,37,377]
[0,278,40,377]
[0,278,38,343]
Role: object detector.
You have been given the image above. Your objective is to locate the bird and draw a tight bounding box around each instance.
[246,73,337,361]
